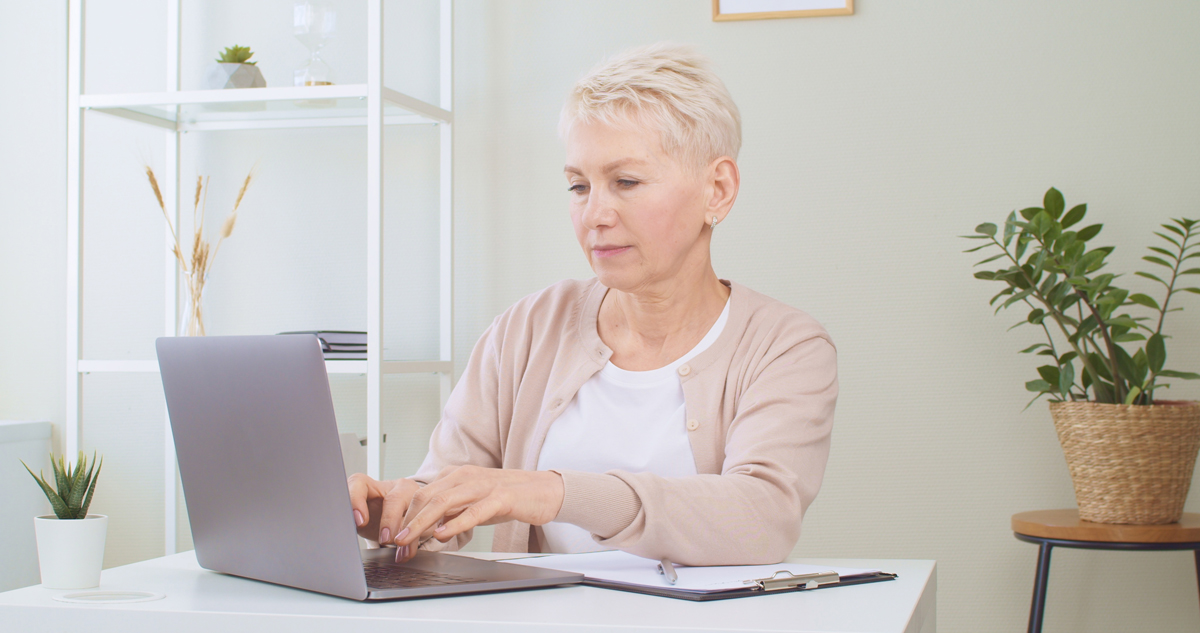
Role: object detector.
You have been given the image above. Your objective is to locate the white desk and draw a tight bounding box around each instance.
[0,551,935,633]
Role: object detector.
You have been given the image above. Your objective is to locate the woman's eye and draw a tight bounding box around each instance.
[568,184,587,193]
[617,179,639,188]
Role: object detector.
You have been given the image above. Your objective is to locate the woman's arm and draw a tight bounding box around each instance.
[556,334,837,566]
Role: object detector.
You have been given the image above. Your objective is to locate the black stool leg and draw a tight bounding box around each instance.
[1028,541,1053,633]
[1194,549,1200,614]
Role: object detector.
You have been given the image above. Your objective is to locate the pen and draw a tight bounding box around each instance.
[658,558,678,585]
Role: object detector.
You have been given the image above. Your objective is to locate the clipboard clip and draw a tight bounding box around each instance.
[747,570,841,592]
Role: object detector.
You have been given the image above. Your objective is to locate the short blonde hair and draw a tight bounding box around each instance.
[560,42,742,169]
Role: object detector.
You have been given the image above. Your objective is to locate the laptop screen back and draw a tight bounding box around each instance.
[156,334,369,600]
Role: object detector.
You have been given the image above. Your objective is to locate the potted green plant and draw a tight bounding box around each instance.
[22,451,105,588]
[966,188,1200,524]
[204,45,266,90]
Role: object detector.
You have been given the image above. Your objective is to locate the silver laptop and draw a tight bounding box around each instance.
[156,334,582,601]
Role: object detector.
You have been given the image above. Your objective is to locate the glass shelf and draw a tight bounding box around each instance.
[79,85,451,132]
[76,359,453,375]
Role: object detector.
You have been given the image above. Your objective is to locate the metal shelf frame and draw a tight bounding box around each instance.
[65,0,454,556]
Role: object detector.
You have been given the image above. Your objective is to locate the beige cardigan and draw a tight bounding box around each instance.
[412,278,837,566]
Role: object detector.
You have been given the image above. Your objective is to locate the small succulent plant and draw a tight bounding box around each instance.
[215,45,257,65]
[23,451,103,520]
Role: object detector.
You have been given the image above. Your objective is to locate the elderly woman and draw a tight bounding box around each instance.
[348,43,837,567]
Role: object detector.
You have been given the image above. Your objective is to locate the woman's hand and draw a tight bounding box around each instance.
[346,473,421,546]
[391,465,565,562]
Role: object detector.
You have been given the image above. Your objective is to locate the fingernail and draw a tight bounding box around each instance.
[435,524,446,533]
[395,546,404,563]
[379,527,390,544]
[353,510,363,527]
[403,545,411,558]
[396,527,409,542]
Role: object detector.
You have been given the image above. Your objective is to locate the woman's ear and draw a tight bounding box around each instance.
[706,156,740,224]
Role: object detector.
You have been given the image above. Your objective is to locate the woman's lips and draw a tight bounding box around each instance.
[592,246,630,259]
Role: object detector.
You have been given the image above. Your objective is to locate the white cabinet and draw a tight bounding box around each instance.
[66,0,453,556]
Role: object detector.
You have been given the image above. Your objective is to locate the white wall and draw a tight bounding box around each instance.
[3,1,1200,631]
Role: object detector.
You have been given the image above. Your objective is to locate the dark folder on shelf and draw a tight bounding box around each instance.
[277,331,368,359]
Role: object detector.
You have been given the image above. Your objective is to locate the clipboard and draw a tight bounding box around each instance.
[584,569,898,601]
[504,550,898,602]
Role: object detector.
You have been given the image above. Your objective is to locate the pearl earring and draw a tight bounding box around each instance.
[710,216,719,229]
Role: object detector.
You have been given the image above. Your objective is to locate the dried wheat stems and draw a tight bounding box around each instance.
[143,167,256,336]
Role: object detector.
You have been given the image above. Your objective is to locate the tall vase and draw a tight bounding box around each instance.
[178,276,207,337]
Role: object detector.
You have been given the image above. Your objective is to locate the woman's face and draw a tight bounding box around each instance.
[564,119,714,294]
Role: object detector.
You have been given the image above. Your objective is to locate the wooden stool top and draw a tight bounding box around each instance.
[1013,510,1200,543]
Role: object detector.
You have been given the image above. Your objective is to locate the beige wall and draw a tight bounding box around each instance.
[3,1,1200,631]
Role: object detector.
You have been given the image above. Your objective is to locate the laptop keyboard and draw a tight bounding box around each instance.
[363,560,486,589]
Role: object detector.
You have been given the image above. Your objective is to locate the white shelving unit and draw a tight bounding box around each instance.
[65,0,454,556]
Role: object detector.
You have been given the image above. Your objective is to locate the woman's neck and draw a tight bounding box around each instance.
[598,268,730,371]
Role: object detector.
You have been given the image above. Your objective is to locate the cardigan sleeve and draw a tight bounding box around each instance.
[407,316,507,551]
[553,332,837,566]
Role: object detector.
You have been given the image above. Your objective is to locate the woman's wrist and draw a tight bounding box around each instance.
[535,470,566,525]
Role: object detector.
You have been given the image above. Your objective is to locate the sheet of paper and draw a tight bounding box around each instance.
[506,550,879,593]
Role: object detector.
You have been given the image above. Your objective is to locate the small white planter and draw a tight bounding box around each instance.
[34,514,107,589]
[204,62,267,89]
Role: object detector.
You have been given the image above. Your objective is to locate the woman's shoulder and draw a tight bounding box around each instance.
[491,278,601,337]
[728,281,835,351]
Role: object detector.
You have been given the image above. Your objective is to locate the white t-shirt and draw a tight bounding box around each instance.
[536,299,731,553]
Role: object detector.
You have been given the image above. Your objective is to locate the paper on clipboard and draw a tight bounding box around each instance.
[506,550,880,594]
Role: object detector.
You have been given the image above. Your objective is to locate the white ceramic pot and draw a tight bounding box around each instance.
[204,62,267,89]
[33,514,107,589]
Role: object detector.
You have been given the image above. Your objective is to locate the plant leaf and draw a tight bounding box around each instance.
[65,452,89,511]
[1147,246,1178,260]
[22,460,71,519]
[1135,271,1168,287]
[1147,333,1166,374]
[1076,224,1103,242]
[53,454,70,502]
[975,223,997,237]
[1127,293,1161,310]
[79,457,102,518]
[1026,379,1053,392]
[1061,204,1086,229]
[1059,361,1075,399]
[1158,370,1200,380]
[1124,385,1143,405]
[1142,256,1174,269]
[1020,207,1043,221]
[1043,188,1065,219]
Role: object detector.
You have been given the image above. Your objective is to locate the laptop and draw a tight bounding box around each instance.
[155,334,583,601]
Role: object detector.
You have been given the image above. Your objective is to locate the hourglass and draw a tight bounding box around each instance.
[294,1,336,88]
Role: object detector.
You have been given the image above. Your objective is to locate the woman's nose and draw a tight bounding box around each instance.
[581,187,617,230]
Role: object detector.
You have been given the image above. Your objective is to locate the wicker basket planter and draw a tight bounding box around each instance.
[1051,401,1200,524]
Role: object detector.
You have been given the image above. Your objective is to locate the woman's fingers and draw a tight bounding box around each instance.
[347,473,384,534]
[375,479,419,545]
[433,495,506,542]
[396,480,492,547]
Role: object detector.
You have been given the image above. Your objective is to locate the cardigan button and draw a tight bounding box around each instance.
[677,364,691,376]
[687,419,699,431]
